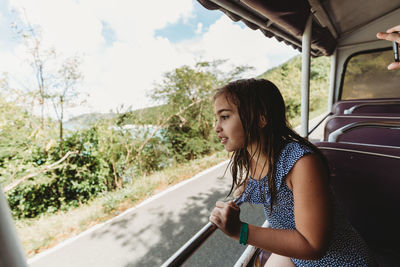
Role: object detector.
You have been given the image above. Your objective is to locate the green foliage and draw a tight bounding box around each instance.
[7,128,113,218]
[258,55,330,122]
[4,114,172,218]
[149,60,252,162]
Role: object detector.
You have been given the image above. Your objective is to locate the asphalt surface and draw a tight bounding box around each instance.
[28,161,265,267]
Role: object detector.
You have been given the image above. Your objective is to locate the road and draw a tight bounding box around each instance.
[28,161,265,267]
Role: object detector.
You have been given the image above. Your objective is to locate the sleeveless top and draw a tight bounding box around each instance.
[238,142,375,266]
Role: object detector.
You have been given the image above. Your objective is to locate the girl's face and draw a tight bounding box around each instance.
[214,94,245,152]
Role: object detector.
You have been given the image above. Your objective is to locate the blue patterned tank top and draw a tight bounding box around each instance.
[239,142,375,266]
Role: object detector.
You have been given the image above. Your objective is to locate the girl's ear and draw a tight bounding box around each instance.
[259,115,267,128]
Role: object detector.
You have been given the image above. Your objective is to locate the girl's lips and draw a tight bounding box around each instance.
[221,137,228,144]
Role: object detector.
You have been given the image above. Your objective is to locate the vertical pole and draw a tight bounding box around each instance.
[328,49,337,113]
[301,15,312,138]
[0,188,28,267]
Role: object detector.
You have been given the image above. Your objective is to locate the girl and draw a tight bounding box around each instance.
[210,79,375,266]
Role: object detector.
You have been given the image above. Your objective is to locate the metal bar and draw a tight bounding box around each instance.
[344,101,400,114]
[160,222,217,267]
[308,112,332,136]
[328,49,337,112]
[161,198,243,267]
[307,0,338,38]
[328,121,400,142]
[301,15,312,138]
[0,188,28,267]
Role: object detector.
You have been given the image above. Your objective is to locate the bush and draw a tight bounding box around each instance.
[7,128,114,218]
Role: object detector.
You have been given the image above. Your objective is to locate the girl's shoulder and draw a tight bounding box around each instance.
[274,142,314,189]
[279,141,313,160]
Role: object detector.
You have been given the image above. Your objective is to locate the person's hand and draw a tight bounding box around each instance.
[233,183,245,198]
[376,25,400,70]
[209,200,241,239]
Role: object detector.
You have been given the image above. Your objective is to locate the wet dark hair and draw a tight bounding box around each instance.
[214,78,328,211]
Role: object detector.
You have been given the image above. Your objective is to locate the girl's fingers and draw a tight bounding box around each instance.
[210,207,221,218]
[209,214,221,226]
[216,200,240,210]
[227,201,240,210]
[215,201,225,208]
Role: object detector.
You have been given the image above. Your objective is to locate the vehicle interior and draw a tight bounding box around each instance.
[163,0,400,266]
[1,0,400,266]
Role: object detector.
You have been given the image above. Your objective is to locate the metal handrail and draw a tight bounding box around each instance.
[343,101,400,114]
[308,112,332,136]
[161,198,243,267]
[328,121,400,142]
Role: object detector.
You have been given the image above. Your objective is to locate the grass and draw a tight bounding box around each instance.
[16,150,229,258]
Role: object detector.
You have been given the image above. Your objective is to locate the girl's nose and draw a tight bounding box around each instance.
[214,121,221,133]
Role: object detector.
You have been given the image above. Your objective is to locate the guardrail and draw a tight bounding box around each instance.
[161,198,243,266]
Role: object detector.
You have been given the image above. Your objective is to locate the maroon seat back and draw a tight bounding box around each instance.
[315,142,400,266]
[323,115,400,146]
[333,98,400,114]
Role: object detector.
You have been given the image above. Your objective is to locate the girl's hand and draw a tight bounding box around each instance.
[233,184,245,198]
[209,201,241,239]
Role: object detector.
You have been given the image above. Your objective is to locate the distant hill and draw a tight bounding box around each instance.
[64,112,117,130]
[64,105,168,130]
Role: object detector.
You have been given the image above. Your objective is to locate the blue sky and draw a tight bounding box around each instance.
[155,1,225,43]
[0,0,298,117]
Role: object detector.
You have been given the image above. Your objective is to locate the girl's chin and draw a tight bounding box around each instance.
[224,145,235,152]
[223,143,244,152]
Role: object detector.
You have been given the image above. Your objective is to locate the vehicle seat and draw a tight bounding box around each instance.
[332,98,400,115]
[315,142,400,266]
[323,114,400,146]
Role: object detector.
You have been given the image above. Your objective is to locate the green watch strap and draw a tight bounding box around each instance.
[239,222,248,245]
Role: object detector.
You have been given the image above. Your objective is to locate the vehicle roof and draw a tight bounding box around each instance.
[197,0,400,56]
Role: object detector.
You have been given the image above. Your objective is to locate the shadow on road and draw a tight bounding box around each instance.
[129,188,226,266]
[88,176,232,266]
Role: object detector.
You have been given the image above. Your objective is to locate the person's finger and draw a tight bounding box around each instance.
[388,62,400,70]
[210,208,222,218]
[376,32,400,42]
[209,214,221,226]
[387,25,400,33]
[226,201,240,210]
[215,201,227,208]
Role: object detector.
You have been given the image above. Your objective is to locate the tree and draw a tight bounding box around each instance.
[51,56,83,152]
[149,60,253,161]
[12,19,84,153]
[12,21,55,128]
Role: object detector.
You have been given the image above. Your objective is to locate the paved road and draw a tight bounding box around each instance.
[28,161,265,267]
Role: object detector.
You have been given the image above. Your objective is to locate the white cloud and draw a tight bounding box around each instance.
[195,22,203,34]
[178,16,299,76]
[2,0,298,117]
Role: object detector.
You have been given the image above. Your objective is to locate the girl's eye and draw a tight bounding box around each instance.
[221,115,229,120]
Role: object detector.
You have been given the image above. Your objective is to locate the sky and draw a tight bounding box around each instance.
[0,0,299,118]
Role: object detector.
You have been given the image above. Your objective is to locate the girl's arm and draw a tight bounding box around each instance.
[210,154,332,260]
